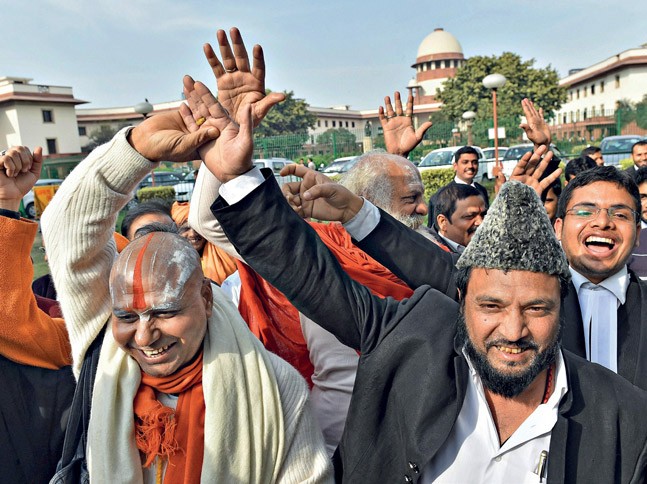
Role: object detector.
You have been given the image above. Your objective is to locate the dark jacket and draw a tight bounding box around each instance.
[416,225,458,254]
[0,356,75,484]
[358,208,647,392]
[628,228,647,279]
[214,176,647,484]
[625,165,639,181]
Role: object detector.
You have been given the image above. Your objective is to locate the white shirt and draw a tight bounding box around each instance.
[570,266,629,373]
[420,350,568,484]
[453,175,477,187]
[438,232,465,253]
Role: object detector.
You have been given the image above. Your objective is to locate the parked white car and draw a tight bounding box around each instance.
[22,178,63,218]
[173,171,196,202]
[418,146,487,182]
[481,147,511,179]
[321,156,359,176]
[252,158,296,185]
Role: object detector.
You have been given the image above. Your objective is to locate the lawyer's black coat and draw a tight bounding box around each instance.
[214,176,647,483]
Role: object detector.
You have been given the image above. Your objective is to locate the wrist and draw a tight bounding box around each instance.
[342,195,365,224]
[0,199,21,212]
[127,126,157,162]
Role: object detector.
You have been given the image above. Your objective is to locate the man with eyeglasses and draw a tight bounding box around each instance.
[553,165,647,386]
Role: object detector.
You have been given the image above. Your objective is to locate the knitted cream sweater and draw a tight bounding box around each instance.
[41,128,332,483]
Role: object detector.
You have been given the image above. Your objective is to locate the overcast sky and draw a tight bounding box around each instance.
[2,0,645,110]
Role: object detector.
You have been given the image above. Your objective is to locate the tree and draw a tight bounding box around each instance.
[316,128,356,145]
[437,52,566,121]
[83,125,118,151]
[254,90,317,137]
[636,95,647,130]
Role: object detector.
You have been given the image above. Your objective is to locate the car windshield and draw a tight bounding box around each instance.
[482,148,507,159]
[503,146,533,161]
[420,151,453,167]
[323,162,347,173]
[601,137,643,153]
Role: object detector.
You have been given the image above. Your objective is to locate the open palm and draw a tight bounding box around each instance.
[204,28,284,127]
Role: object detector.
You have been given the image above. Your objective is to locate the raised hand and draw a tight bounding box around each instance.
[0,146,43,211]
[128,110,220,163]
[180,76,254,183]
[279,164,335,218]
[204,27,285,126]
[519,98,551,149]
[492,164,507,195]
[379,91,432,157]
[509,145,562,197]
[280,164,363,223]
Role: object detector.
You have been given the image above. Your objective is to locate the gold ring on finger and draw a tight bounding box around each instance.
[225,67,238,73]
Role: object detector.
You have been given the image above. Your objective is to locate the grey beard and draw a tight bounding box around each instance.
[391,212,425,230]
[455,312,559,399]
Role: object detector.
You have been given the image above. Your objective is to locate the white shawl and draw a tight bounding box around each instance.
[88,286,288,483]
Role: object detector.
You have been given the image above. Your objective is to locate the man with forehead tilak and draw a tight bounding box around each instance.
[109,232,209,379]
[41,96,331,482]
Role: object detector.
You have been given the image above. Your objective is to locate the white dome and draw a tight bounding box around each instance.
[416,28,463,59]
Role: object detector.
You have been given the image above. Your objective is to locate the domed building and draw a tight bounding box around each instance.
[407,28,465,106]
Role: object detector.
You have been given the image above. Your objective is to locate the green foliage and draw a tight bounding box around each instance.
[425,111,457,147]
[615,99,636,129]
[620,157,634,169]
[84,125,118,151]
[634,95,647,130]
[420,169,455,201]
[137,186,175,203]
[315,128,358,156]
[316,128,356,144]
[437,52,567,121]
[255,90,317,137]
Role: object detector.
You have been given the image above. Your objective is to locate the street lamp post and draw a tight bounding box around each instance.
[482,74,506,163]
[134,99,154,119]
[462,110,476,146]
[134,99,154,184]
[363,121,373,153]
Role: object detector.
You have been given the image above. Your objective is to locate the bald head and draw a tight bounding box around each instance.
[109,231,212,377]
[341,152,427,229]
[110,232,203,311]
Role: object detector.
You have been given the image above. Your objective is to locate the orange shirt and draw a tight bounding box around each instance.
[0,216,72,369]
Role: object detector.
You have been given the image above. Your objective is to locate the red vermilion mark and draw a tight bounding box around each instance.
[132,233,154,310]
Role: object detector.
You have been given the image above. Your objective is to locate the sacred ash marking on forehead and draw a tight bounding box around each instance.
[110,232,202,310]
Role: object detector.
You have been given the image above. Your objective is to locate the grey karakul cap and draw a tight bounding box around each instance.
[456,181,570,280]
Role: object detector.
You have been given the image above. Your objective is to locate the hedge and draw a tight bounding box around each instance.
[137,186,176,203]
[420,169,455,201]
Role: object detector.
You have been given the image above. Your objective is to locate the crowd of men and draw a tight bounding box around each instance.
[2,26,647,483]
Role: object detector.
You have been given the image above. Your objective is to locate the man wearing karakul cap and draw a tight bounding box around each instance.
[209,112,647,482]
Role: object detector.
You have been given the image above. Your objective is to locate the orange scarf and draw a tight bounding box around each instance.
[237,222,414,385]
[133,352,205,484]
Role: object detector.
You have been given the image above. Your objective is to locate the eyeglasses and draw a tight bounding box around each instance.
[565,204,638,223]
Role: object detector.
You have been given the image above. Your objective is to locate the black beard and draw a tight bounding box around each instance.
[456,312,560,399]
